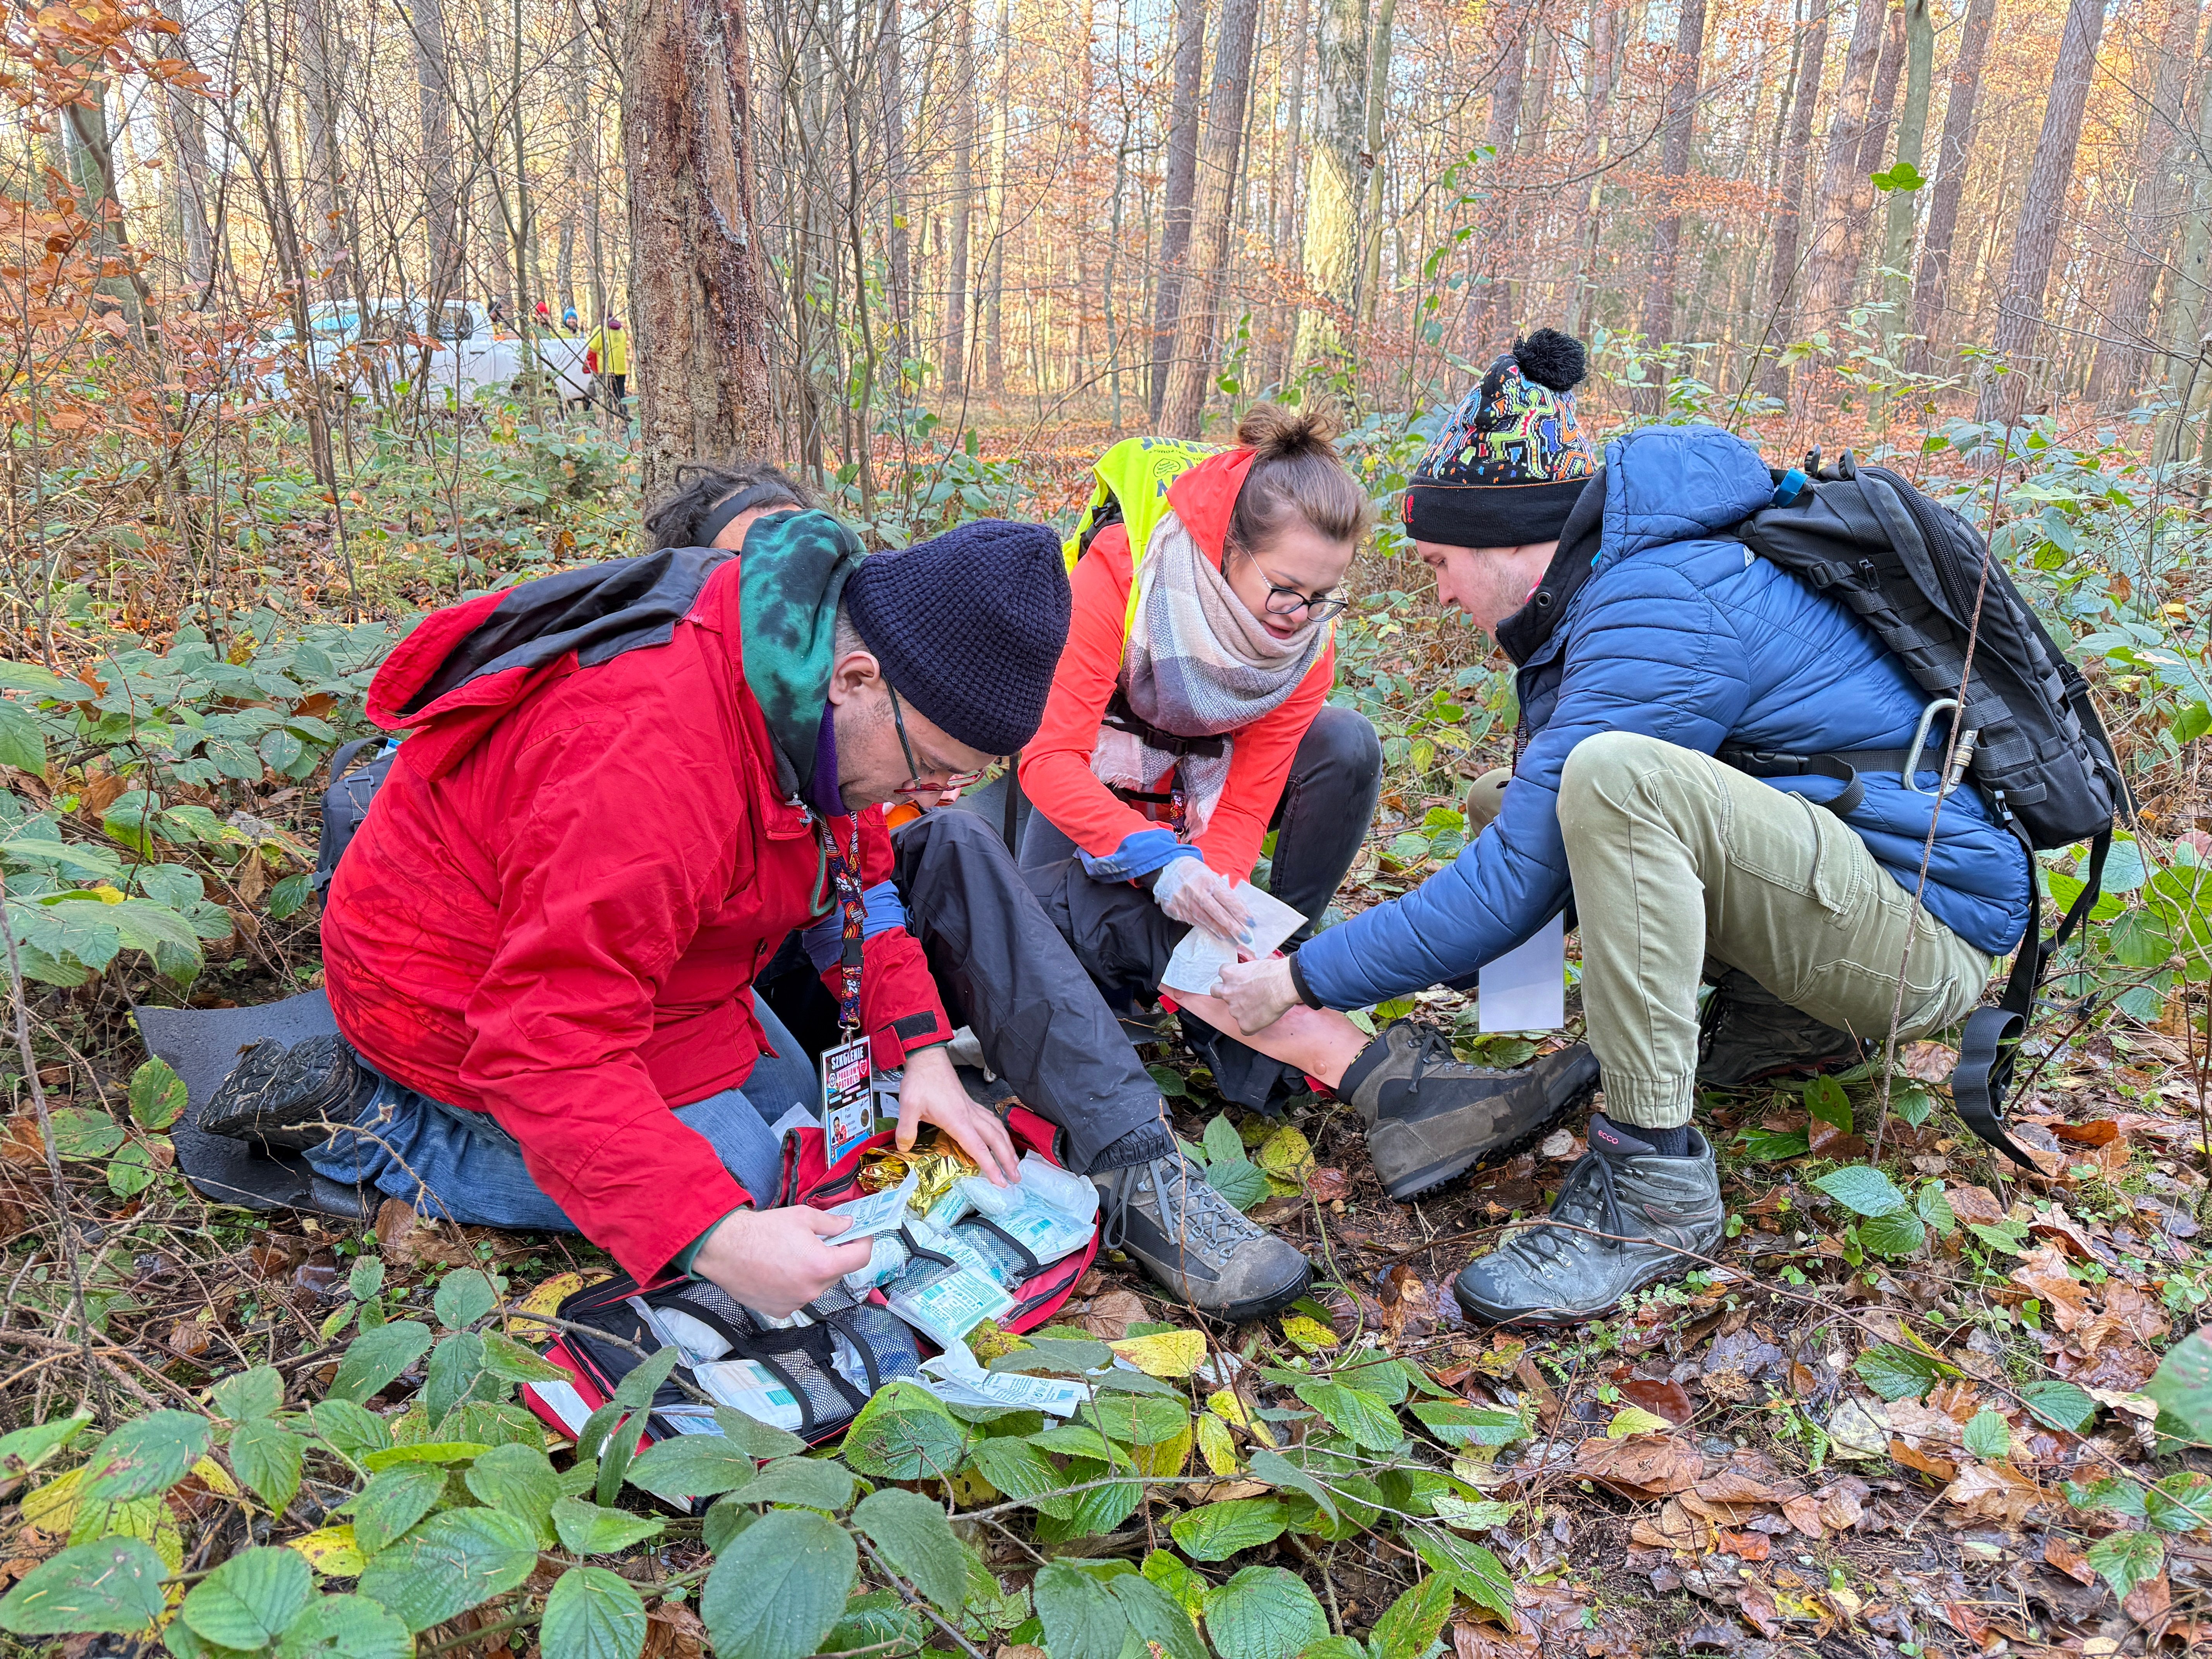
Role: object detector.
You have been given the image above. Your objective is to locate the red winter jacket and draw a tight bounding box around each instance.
[321,553,951,1281]
[1018,447,1334,884]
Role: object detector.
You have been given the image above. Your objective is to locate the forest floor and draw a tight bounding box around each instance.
[0,397,2208,1659]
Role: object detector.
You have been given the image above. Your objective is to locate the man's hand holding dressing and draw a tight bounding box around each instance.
[1214,955,1300,1034]
[1152,857,1254,946]
[895,1043,1019,1185]
[691,1206,874,1318]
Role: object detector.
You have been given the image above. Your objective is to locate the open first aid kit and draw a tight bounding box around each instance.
[519,1102,1100,1467]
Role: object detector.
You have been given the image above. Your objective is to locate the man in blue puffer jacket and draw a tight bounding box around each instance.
[1216,331,2030,1324]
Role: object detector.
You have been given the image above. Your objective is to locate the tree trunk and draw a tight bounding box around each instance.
[295,0,349,298]
[1151,0,1208,421]
[1290,0,1367,385]
[938,0,975,392]
[1161,0,1264,435]
[982,0,1011,392]
[1470,4,1526,341]
[2088,0,2201,407]
[1975,0,2106,423]
[1563,0,1620,337]
[2156,10,2212,460]
[1355,0,1396,332]
[1637,0,1705,411]
[622,0,773,496]
[1906,0,1992,368]
[155,0,215,293]
[1757,3,1827,398]
[411,0,460,307]
[879,0,912,366]
[1802,0,1887,321]
[1878,0,1932,347]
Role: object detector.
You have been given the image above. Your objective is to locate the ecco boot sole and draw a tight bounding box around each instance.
[1374,1045,1602,1202]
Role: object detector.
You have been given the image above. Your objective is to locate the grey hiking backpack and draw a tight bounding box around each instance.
[1728,450,2126,1167]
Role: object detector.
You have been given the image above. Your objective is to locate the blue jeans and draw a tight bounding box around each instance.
[303,1001,822,1231]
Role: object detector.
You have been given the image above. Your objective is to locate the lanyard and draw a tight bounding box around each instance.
[815,812,867,1036]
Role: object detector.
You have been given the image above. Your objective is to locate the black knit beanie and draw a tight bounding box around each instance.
[1402,328,1597,549]
[842,519,1071,757]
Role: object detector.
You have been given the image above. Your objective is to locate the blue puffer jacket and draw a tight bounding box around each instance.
[1297,424,2033,1011]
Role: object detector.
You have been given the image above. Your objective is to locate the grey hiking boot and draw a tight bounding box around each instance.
[201,1034,381,1154]
[1339,1020,1601,1202]
[1095,1154,1310,1321]
[1453,1113,1725,1326]
[1697,970,1868,1089]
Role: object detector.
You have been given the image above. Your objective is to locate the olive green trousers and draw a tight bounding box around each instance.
[1472,733,1994,1129]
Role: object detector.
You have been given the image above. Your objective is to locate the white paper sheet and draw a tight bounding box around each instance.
[1477,910,1565,1032]
[1160,881,1307,996]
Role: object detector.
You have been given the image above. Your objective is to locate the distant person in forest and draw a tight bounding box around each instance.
[587,316,627,410]
[562,305,579,333]
[1208,328,2026,1327]
[533,299,551,329]
[486,296,508,332]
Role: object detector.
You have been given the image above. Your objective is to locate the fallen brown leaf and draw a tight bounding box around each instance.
[2009,1244,2095,1332]
[1079,1288,1148,1341]
[1305,1166,1348,1203]
[1618,1377,1695,1427]
[1717,1530,1770,1561]
[1944,1184,2006,1226]
[2049,1118,2119,1146]
[1630,1497,1715,1553]
[1942,1458,2043,1526]
[1900,1040,1958,1082]
[1574,1433,1701,1498]
[2043,1533,2097,1587]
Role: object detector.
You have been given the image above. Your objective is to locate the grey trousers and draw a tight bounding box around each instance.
[1547,733,1994,1129]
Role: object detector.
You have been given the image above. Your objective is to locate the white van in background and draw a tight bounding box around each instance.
[257,299,598,410]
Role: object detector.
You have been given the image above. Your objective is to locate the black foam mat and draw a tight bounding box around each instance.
[134,991,378,1221]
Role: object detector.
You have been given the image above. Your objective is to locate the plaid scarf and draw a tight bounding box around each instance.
[1091,510,1326,839]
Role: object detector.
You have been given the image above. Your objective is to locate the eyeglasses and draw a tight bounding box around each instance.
[888,684,993,795]
[1258,584,1349,622]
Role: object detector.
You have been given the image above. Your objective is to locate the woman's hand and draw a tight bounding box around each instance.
[1213,956,1300,1034]
[1152,858,1254,945]
[690,1206,875,1317]
[895,1044,1019,1185]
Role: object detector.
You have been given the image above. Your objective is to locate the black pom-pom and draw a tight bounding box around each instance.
[1512,328,1587,394]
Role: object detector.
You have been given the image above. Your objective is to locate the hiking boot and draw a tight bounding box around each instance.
[1697,970,1868,1089]
[1095,1154,1310,1321]
[200,1034,381,1154]
[1453,1113,1725,1326]
[1339,1020,1601,1202]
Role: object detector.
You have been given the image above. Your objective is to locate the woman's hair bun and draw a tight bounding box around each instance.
[1235,401,1340,462]
[1512,328,1587,394]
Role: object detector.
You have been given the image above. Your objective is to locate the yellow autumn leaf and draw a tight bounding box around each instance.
[1256,1126,1316,1184]
[966,1320,1030,1363]
[191,1456,240,1499]
[70,1493,181,1572]
[946,1466,998,1506]
[289,1523,366,1578]
[1196,1412,1239,1476]
[1131,1420,1192,1477]
[1606,1406,1673,1439]
[1281,1314,1340,1352]
[1207,1389,1276,1448]
[505,1270,605,1341]
[21,1467,81,1534]
[87,884,126,905]
[1109,1329,1206,1378]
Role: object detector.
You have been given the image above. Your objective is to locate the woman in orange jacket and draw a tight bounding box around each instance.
[1017,405,1383,1108]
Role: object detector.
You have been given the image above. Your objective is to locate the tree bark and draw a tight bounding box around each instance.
[2156,10,2212,460]
[1906,0,1992,368]
[1161,0,1264,435]
[1290,0,1368,385]
[2088,0,2201,407]
[622,0,773,496]
[295,0,350,298]
[1563,0,1621,337]
[879,0,912,366]
[1878,0,1932,347]
[1470,3,1526,342]
[1151,0,1208,421]
[1757,3,1827,398]
[154,0,215,293]
[1802,0,1887,321]
[1355,0,1397,334]
[982,0,1011,392]
[939,0,975,391]
[1975,0,2107,423]
[1637,0,1706,412]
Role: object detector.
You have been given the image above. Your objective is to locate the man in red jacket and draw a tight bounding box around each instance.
[206,511,1070,1316]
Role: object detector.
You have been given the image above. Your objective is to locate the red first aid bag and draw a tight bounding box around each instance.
[520,1104,1094,1459]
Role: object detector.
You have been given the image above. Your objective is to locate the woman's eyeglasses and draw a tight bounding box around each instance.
[1257,584,1349,622]
[888,684,993,795]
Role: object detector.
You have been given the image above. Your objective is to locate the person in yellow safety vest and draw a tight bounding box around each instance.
[586,318,629,409]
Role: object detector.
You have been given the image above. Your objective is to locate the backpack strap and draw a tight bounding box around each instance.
[1714,734,1953,819]
[1950,825,2108,1170]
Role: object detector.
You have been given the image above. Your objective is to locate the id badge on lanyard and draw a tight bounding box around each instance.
[817,813,876,1165]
